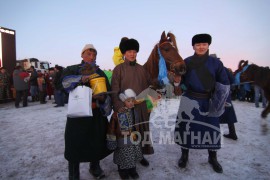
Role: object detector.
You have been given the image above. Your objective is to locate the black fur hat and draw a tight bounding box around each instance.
[119,38,139,54]
[192,34,212,46]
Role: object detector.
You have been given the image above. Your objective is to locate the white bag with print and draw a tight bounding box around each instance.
[67,86,93,118]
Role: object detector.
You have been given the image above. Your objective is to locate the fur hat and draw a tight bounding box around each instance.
[192,34,212,46]
[119,39,139,54]
[81,44,97,55]
[119,89,136,102]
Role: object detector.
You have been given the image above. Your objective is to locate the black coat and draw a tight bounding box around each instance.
[62,62,112,162]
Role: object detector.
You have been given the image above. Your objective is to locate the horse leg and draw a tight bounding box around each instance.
[260,104,270,134]
[261,103,270,118]
[260,118,268,134]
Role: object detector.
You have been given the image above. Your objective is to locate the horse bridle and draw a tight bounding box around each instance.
[158,41,179,75]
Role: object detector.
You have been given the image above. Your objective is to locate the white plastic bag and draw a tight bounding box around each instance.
[67,86,93,118]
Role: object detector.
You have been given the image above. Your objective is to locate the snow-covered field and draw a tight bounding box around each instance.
[0,98,269,180]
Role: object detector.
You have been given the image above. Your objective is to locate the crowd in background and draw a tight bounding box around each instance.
[0,65,68,108]
[0,65,267,108]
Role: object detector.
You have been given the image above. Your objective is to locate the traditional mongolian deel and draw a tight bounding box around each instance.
[107,110,143,170]
[118,111,132,131]
[111,60,154,154]
[62,61,112,162]
[174,55,229,150]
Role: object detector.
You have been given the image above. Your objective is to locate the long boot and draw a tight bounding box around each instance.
[178,148,189,168]
[223,124,238,140]
[208,150,223,173]
[68,162,80,180]
[140,156,149,167]
[89,161,105,179]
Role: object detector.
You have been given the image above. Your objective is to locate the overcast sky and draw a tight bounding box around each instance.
[1,0,269,71]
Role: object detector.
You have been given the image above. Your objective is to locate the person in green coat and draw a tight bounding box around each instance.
[62,44,112,180]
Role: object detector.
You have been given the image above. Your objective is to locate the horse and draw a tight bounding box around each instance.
[240,62,270,118]
[240,61,270,132]
[143,31,186,95]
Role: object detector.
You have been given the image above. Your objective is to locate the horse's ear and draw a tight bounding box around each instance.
[160,31,167,43]
[167,32,179,52]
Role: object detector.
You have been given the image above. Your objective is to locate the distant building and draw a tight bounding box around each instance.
[0,26,16,74]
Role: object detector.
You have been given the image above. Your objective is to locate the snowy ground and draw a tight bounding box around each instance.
[0,97,269,180]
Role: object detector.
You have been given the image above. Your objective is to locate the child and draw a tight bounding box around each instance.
[107,89,143,179]
[112,37,128,66]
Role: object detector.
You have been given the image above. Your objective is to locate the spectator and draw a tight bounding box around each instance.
[29,66,38,102]
[53,66,64,107]
[112,37,129,66]
[12,66,30,108]
[0,67,12,103]
[37,72,47,104]
[254,85,267,108]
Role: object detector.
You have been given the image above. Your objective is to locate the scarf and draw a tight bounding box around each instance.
[186,50,215,92]
[157,48,169,86]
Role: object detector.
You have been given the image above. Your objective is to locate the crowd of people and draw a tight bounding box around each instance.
[0,33,268,180]
[0,65,68,108]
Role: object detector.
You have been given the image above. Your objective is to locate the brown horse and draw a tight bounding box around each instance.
[143,31,186,94]
[241,62,270,119]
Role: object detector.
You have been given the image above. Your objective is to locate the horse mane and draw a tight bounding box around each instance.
[143,44,159,80]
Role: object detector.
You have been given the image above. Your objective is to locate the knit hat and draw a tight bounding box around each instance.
[119,39,139,54]
[119,89,136,102]
[81,44,97,55]
[192,34,212,46]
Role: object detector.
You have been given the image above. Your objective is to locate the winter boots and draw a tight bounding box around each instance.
[178,148,189,168]
[118,166,139,179]
[118,168,129,179]
[140,157,149,167]
[208,150,223,173]
[89,161,105,179]
[223,124,238,140]
[68,162,80,180]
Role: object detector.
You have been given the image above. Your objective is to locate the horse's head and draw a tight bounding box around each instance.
[234,60,249,75]
[144,31,186,93]
[158,31,186,76]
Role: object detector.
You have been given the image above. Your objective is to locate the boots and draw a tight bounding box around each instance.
[140,157,149,167]
[178,148,189,168]
[31,96,35,102]
[223,124,238,140]
[89,161,105,179]
[68,162,80,180]
[208,150,223,173]
[118,166,129,179]
[128,167,139,179]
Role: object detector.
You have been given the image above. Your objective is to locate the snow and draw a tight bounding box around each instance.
[0,97,269,180]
